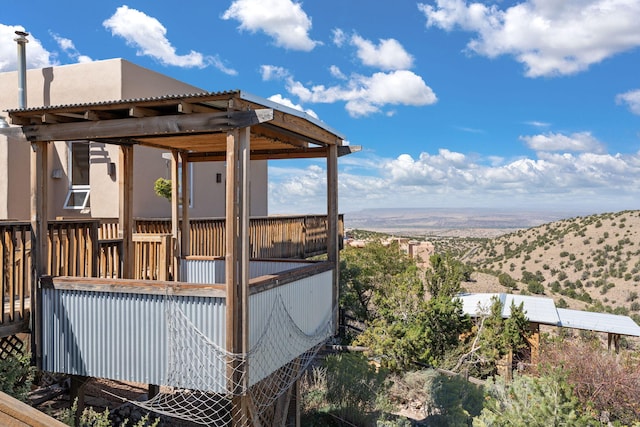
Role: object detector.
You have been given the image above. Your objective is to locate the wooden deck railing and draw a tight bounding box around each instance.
[0,222,31,334]
[1,214,340,336]
[135,214,343,258]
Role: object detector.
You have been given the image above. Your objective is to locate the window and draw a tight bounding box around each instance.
[63,141,90,209]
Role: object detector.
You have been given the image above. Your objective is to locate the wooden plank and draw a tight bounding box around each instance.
[21,110,273,143]
[0,389,68,427]
[43,276,227,297]
[171,150,180,280]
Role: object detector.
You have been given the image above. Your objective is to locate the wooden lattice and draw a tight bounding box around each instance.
[0,334,24,360]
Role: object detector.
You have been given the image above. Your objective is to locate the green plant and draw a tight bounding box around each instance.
[473,370,589,426]
[324,353,390,424]
[60,399,159,427]
[153,177,172,201]
[0,347,35,402]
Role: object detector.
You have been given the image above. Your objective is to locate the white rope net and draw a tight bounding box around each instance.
[133,293,334,426]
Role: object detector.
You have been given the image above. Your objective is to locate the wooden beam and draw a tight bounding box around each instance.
[41,113,78,123]
[226,127,251,426]
[171,150,180,281]
[84,110,121,121]
[178,102,217,114]
[129,106,161,118]
[327,143,339,335]
[30,140,48,369]
[186,145,357,162]
[119,145,134,279]
[233,99,340,146]
[180,151,190,261]
[20,109,274,142]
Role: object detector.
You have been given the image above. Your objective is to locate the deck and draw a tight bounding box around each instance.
[40,260,334,392]
[0,215,342,339]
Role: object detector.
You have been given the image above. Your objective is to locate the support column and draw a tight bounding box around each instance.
[180,152,190,260]
[171,150,180,280]
[326,143,339,335]
[225,127,251,425]
[119,145,134,279]
[30,141,48,369]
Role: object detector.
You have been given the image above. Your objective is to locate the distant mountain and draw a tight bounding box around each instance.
[464,210,640,317]
[344,207,583,237]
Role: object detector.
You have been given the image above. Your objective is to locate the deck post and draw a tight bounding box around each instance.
[327,142,339,335]
[119,145,134,279]
[30,140,48,368]
[226,127,251,425]
[171,150,180,280]
[180,151,190,260]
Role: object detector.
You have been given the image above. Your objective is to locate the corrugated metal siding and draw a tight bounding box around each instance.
[182,258,225,283]
[41,286,226,390]
[182,259,314,283]
[248,269,333,385]
[249,260,311,278]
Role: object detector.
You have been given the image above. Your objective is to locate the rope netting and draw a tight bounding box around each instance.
[132,292,334,426]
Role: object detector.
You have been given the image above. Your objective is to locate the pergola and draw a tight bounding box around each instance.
[3,91,357,420]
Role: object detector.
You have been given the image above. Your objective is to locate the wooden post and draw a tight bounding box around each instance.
[30,141,48,369]
[226,127,251,425]
[70,375,89,425]
[527,322,540,365]
[180,152,190,260]
[171,150,180,280]
[119,145,134,279]
[326,143,339,335]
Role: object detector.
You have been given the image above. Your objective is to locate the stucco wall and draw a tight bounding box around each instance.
[0,58,270,220]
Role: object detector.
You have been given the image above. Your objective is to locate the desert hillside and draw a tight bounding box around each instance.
[462,210,640,317]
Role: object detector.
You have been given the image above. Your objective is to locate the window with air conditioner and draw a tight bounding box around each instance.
[63,141,90,209]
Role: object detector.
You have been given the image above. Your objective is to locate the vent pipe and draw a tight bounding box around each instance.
[14,30,28,109]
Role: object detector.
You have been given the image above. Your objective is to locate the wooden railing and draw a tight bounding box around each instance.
[48,220,99,277]
[0,222,31,334]
[135,214,343,258]
[1,214,340,335]
[133,234,171,281]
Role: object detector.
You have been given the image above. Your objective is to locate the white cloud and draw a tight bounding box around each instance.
[269,146,640,214]
[222,0,318,51]
[51,32,93,63]
[0,25,55,72]
[332,28,346,47]
[525,120,551,128]
[104,5,237,75]
[267,94,319,119]
[260,65,291,81]
[350,34,414,70]
[287,69,437,117]
[329,65,346,80]
[418,0,640,77]
[520,132,606,153]
[616,89,640,115]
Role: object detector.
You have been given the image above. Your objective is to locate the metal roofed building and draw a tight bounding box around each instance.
[457,292,640,352]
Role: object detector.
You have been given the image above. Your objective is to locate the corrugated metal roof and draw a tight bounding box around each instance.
[557,308,640,337]
[4,90,237,112]
[457,292,640,336]
[5,89,346,140]
[457,293,559,325]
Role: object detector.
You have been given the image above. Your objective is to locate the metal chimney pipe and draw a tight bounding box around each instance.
[14,31,29,109]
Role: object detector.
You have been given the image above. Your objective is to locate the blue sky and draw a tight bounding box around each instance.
[2,0,640,215]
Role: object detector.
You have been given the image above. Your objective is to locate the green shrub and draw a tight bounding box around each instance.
[0,347,35,402]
